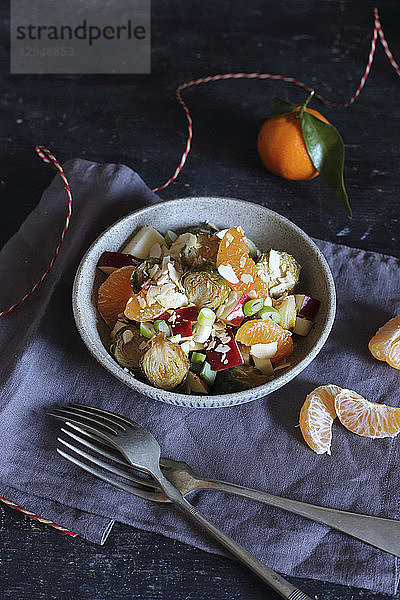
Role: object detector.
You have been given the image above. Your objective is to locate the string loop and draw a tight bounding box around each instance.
[1,8,398,315]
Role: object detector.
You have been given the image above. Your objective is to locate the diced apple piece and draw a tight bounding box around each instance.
[294,295,320,320]
[97,251,138,274]
[274,295,296,330]
[250,342,278,360]
[225,293,250,326]
[293,316,313,336]
[175,305,199,321]
[171,320,192,338]
[252,356,274,375]
[237,342,251,365]
[216,293,250,326]
[122,227,165,259]
[181,340,204,354]
[160,306,199,323]
[186,371,209,394]
[193,324,212,344]
[206,328,244,371]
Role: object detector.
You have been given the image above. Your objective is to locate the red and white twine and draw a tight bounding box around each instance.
[0,495,77,537]
[0,6,399,537]
[0,146,72,317]
[152,7,399,192]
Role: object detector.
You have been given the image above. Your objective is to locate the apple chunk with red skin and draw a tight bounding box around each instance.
[206,328,244,371]
[218,293,250,327]
[294,295,320,320]
[97,251,139,274]
[159,306,199,337]
[224,293,250,326]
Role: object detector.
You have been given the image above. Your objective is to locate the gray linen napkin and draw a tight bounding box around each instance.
[0,159,399,594]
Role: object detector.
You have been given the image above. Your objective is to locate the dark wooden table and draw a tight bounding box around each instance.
[1,1,399,598]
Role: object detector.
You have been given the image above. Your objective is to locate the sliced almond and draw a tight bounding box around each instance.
[218,263,239,284]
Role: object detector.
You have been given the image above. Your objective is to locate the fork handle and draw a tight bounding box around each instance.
[202,479,400,557]
[157,473,312,600]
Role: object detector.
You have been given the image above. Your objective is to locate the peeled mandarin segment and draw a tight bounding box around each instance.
[299,385,341,455]
[308,384,341,420]
[216,227,269,298]
[368,315,400,362]
[300,398,332,454]
[334,389,400,439]
[97,265,135,329]
[124,289,165,322]
[235,318,293,361]
[387,340,400,370]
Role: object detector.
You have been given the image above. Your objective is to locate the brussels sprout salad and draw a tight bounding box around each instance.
[96,223,320,395]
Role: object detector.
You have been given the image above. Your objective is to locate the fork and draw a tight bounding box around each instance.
[49,404,314,600]
[50,406,400,559]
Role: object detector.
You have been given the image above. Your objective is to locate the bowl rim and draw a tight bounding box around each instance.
[72,196,336,408]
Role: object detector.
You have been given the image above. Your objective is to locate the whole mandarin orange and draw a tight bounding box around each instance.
[257,106,330,181]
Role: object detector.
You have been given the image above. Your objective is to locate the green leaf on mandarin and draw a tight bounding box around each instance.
[301,112,352,219]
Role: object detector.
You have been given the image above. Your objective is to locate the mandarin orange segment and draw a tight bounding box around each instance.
[124,289,165,322]
[299,385,341,454]
[334,389,400,439]
[216,227,269,298]
[387,340,400,370]
[235,318,293,361]
[368,315,400,366]
[97,265,135,329]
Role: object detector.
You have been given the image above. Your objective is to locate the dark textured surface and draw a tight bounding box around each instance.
[1,1,399,598]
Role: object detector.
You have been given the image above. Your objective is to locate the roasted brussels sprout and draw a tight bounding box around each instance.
[255,250,301,297]
[213,365,270,394]
[141,333,189,390]
[170,232,219,268]
[182,263,230,310]
[110,325,144,373]
[130,258,161,293]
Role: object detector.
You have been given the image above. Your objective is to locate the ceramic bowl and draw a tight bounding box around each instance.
[72,197,336,408]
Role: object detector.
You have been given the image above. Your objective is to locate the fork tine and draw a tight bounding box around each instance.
[58,436,158,490]
[65,422,177,475]
[67,405,128,431]
[55,420,149,477]
[48,408,121,437]
[50,407,125,433]
[70,403,134,428]
[48,411,119,446]
[62,422,117,452]
[61,426,125,465]
[60,426,158,488]
[56,448,167,502]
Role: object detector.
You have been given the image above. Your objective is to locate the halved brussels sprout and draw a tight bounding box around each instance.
[130,258,161,293]
[182,263,230,310]
[110,325,144,373]
[141,333,189,390]
[170,232,219,268]
[213,365,270,394]
[256,250,301,297]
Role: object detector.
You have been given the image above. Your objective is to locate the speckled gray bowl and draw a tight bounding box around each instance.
[73,197,336,408]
